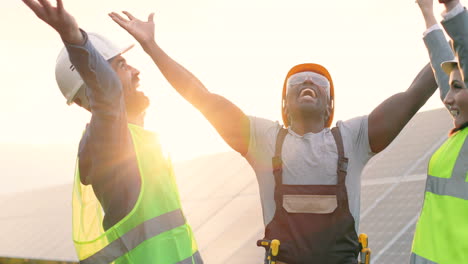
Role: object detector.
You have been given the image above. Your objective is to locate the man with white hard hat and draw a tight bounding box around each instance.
[22,0,202,263]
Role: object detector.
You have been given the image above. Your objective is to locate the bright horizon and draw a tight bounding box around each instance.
[1,0,455,193]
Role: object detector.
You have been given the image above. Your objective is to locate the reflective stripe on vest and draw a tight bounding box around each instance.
[411,128,468,264]
[426,175,468,200]
[410,253,438,264]
[80,209,201,264]
[180,251,203,264]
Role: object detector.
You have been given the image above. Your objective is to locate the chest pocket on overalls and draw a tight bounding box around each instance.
[283,194,338,214]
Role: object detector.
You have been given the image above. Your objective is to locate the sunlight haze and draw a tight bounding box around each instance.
[1,0,453,194]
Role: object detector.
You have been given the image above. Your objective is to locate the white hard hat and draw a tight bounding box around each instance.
[55,32,134,109]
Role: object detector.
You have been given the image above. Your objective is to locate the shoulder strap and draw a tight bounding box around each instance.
[272,127,288,185]
[274,127,288,158]
[331,127,348,186]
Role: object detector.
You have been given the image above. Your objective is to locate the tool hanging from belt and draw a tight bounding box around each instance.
[257,235,371,264]
[358,233,371,264]
[257,239,280,264]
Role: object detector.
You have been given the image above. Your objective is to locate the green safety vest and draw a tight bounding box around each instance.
[411,127,468,264]
[72,124,202,264]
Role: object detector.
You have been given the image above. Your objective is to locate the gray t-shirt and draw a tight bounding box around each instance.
[244,115,374,232]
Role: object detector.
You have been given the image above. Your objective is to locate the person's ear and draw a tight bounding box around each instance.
[284,103,291,124]
[324,102,332,126]
[74,98,82,107]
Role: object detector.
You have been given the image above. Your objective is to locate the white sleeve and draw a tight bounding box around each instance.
[423,24,442,37]
[337,115,375,165]
[245,115,280,163]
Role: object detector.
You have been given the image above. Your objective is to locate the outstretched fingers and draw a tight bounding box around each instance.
[109,12,129,22]
[122,11,136,21]
[37,0,53,15]
[148,12,155,22]
[22,0,45,17]
[109,12,129,28]
[56,0,64,14]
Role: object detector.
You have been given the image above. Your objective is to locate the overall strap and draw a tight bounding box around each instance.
[272,127,288,185]
[331,127,348,186]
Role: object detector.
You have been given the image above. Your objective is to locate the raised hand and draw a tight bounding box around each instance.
[109,11,155,47]
[22,0,83,45]
[415,0,437,29]
[416,0,434,15]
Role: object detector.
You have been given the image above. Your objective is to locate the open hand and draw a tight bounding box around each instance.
[109,11,155,46]
[22,0,83,44]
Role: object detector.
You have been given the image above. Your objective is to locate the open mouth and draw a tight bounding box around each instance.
[133,78,141,89]
[299,88,317,99]
[450,109,460,117]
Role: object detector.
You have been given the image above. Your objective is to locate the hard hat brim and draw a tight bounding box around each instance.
[119,44,135,57]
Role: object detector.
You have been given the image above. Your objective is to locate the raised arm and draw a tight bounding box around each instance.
[23,0,127,116]
[109,12,250,155]
[417,0,454,101]
[368,63,437,153]
[366,0,459,153]
[441,0,468,86]
[22,0,132,189]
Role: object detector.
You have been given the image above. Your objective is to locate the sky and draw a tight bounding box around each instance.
[1,0,454,194]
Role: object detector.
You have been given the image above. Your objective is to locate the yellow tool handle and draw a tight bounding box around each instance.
[257,239,271,247]
[361,248,371,264]
[271,239,280,256]
[358,233,371,264]
[359,233,368,248]
[257,238,281,264]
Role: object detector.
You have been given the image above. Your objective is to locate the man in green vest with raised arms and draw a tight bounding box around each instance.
[21,0,202,263]
[412,0,468,263]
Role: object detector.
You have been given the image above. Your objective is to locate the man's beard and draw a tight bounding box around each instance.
[288,103,329,126]
[125,91,150,117]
